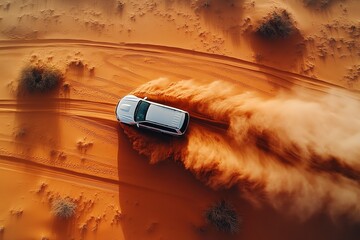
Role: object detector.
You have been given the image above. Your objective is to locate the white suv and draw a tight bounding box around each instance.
[115,95,190,136]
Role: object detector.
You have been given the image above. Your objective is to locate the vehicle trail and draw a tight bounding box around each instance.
[1,39,360,222]
[124,77,360,221]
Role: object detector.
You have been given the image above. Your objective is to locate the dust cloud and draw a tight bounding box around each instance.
[123,78,360,221]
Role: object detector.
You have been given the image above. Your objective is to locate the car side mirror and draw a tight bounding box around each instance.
[144,97,148,100]
[136,123,140,128]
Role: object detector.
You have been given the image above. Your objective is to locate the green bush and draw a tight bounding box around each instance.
[19,65,62,93]
[51,198,76,219]
[257,10,295,39]
[205,200,240,233]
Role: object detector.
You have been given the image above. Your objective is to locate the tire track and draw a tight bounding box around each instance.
[2,38,360,202]
[0,98,116,120]
[0,97,232,133]
[0,148,198,201]
[1,38,358,98]
[0,146,118,179]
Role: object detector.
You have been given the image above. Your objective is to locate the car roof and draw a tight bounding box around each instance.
[145,102,185,129]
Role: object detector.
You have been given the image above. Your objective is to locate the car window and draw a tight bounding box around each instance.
[134,100,150,122]
[141,122,177,133]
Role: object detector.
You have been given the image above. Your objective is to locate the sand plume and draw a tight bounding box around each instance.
[122,78,360,221]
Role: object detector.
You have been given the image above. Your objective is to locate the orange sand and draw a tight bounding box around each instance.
[0,0,360,239]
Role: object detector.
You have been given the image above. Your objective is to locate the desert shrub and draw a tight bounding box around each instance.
[205,200,240,233]
[116,1,125,10]
[202,0,211,8]
[51,198,76,219]
[303,0,331,8]
[19,65,62,93]
[257,10,295,39]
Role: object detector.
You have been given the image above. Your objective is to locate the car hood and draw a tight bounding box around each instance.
[115,95,140,124]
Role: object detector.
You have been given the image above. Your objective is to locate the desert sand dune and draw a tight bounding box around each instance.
[0,0,360,240]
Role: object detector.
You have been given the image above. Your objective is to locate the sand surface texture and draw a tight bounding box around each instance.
[0,0,360,239]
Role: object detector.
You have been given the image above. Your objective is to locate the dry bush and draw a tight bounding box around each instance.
[345,64,360,82]
[51,198,77,219]
[257,10,295,39]
[202,0,211,8]
[116,1,125,10]
[205,200,240,233]
[18,65,62,94]
[303,0,332,8]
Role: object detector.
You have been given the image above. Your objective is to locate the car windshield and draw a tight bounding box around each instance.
[134,100,150,122]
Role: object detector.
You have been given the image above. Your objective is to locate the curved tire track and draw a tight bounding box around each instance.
[1,39,359,98]
[1,38,360,201]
